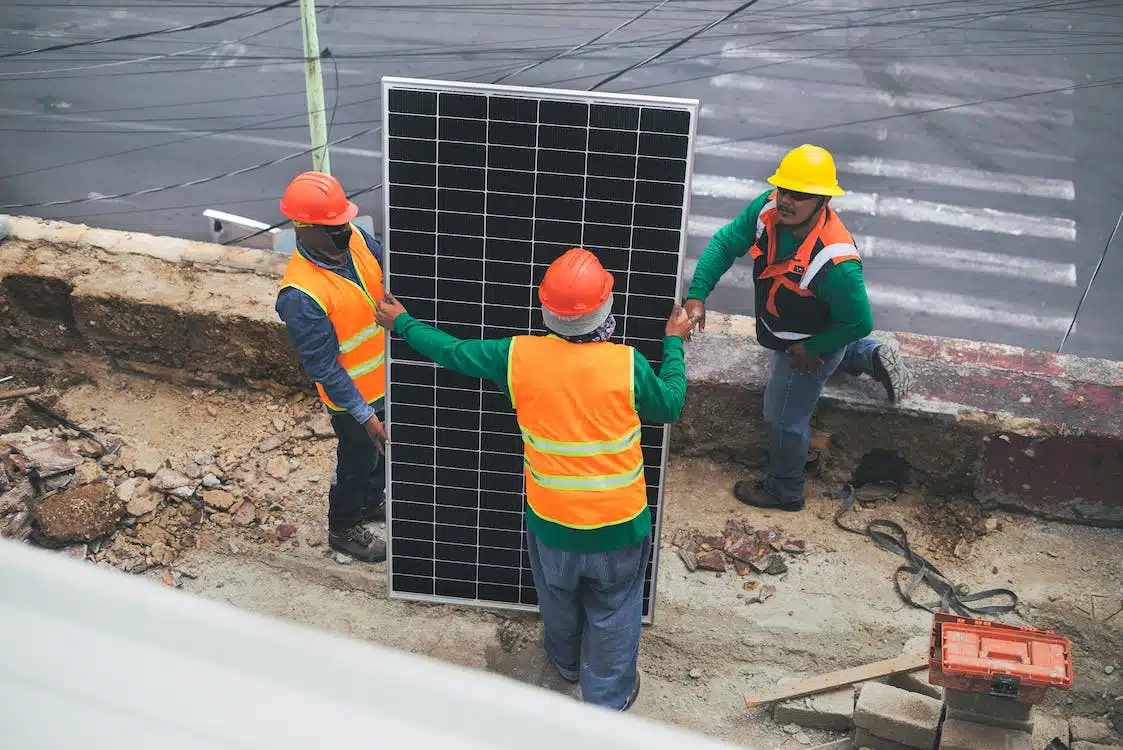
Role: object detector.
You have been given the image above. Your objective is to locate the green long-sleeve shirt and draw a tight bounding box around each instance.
[392,312,688,552]
[686,189,874,355]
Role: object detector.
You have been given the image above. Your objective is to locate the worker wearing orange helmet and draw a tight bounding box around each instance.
[683,144,910,512]
[275,171,389,563]
[374,248,692,711]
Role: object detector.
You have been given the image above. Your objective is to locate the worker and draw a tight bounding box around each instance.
[373,248,692,711]
[682,144,910,513]
[274,171,389,563]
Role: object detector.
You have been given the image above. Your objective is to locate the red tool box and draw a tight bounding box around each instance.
[928,613,1073,704]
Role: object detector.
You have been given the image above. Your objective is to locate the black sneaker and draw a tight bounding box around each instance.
[328,523,386,563]
[871,342,911,404]
[621,672,641,711]
[732,479,804,512]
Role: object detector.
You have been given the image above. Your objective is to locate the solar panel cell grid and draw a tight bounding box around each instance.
[382,77,697,622]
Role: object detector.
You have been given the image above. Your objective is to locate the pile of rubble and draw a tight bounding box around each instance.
[669,518,806,603]
[0,394,338,584]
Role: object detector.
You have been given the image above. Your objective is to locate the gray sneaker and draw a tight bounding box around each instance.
[328,523,386,563]
[872,342,912,403]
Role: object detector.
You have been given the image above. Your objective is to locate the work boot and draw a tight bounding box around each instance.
[732,479,804,512]
[328,523,386,562]
[871,342,911,404]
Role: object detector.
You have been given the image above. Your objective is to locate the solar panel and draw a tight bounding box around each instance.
[380,76,699,624]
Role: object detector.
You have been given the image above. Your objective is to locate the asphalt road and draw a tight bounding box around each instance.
[1,0,1121,359]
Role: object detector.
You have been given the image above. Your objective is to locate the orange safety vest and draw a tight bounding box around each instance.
[749,190,861,349]
[507,335,647,530]
[278,226,386,410]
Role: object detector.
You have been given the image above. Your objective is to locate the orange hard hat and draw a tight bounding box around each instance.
[538,247,614,318]
[279,171,358,226]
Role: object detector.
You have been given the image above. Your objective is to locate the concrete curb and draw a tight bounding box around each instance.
[2,217,1120,526]
[0,214,289,276]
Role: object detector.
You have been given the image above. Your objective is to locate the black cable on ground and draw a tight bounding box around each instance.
[1057,205,1122,353]
[834,485,1019,616]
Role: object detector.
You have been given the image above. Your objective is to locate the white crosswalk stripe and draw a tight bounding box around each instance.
[716,44,1077,95]
[689,175,1077,240]
[694,136,1076,200]
[697,104,1075,164]
[709,73,1075,127]
[683,32,1080,337]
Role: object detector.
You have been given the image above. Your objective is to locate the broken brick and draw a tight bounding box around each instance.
[276,523,297,540]
[695,549,727,572]
[725,531,771,567]
[782,539,807,554]
[697,535,724,551]
[677,547,698,572]
[733,560,752,576]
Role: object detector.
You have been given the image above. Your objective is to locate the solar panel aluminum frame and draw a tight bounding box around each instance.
[380,75,700,625]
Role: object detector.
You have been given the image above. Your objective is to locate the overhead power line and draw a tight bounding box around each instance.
[0,0,299,59]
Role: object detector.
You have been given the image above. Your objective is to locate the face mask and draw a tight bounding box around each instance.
[325,224,352,250]
[295,224,352,262]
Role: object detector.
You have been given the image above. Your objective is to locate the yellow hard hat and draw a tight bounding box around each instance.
[766,144,845,196]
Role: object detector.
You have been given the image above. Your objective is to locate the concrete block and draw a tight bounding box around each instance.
[854,682,942,750]
[939,718,1031,750]
[1070,717,1119,745]
[807,740,853,750]
[888,670,944,701]
[774,678,855,731]
[852,728,914,750]
[1031,711,1070,749]
[943,689,1033,733]
[944,689,1034,720]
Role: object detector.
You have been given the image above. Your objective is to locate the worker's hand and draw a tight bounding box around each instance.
[665,304,693,339]
[789,342,824,374]
[684,299,706,333]
[363,413,389,454]
[375,292,407,330]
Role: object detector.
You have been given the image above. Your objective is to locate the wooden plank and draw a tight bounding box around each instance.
[0,386,40,401]
[744,652,929,708]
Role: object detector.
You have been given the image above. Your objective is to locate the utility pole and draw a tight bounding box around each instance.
[299,0,330,174]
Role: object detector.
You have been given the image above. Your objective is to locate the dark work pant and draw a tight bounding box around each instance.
[327,410,386,532]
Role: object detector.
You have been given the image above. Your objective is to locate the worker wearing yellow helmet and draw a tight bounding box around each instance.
[683,144,911,512]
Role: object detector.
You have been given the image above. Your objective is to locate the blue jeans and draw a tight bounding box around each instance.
[763,337,880,502]
[525,529,651,710]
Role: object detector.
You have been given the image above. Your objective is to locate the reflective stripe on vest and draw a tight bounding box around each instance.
[278,226,386,410]
[507,335,647,531]
[749,190,861,338]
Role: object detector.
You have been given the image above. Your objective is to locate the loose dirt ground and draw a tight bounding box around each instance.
[3,361,1121,748]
